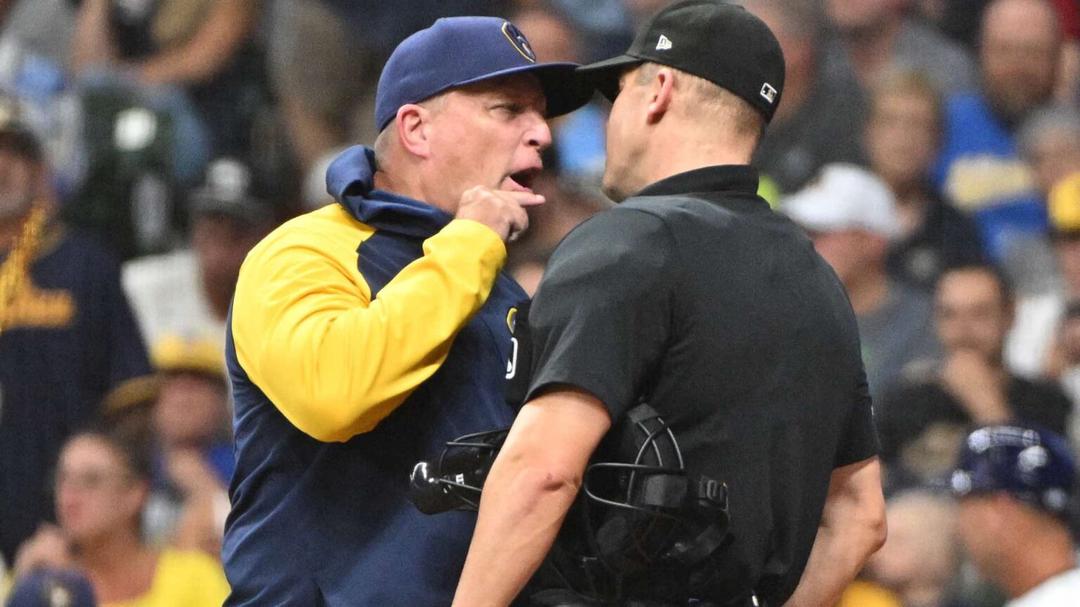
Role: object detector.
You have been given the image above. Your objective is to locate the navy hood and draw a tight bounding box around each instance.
[326,145,453,239]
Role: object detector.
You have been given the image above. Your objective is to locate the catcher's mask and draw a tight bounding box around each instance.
[409,403,730,605]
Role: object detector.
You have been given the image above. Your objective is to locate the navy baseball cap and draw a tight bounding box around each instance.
[6,568,97,607]
[951,425,1077,519]
[577,0,785,123]
[374,17,592,132]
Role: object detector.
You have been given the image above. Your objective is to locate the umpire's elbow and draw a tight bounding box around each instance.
[506,457,584,506]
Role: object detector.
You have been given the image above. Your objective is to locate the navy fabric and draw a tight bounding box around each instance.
[374,16,584,131]
[222,148,525,606]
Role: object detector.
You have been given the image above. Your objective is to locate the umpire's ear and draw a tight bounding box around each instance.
[395,103,435,159]
[645,66,676,125]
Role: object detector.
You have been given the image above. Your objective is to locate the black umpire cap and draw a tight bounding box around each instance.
[578,0,786,123]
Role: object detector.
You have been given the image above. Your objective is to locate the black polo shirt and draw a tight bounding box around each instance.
[526,165,878,606]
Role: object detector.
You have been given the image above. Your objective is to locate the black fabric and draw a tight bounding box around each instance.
[525,165,877,606]
[886,193,986,292]
[877,375,1073,463]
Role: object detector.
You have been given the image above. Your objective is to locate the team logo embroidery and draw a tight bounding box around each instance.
[760,83,778,104]
[505,306,519,379]
[502,22,536,63]
[656,34,673,50]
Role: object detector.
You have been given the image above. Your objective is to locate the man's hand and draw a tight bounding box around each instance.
[456,186,544,242]
[12,524,74,578]
[166,448,225,498]
[939,349,1011,424]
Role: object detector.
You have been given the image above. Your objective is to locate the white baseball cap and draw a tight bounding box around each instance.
[781,164,901,239]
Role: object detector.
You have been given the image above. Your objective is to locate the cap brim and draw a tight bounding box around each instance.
[576,54,646,101]
[454,61,595,119]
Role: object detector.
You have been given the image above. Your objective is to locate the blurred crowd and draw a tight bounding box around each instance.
[0,0,1079,605]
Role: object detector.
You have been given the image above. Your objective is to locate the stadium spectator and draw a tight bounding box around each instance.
[1019,106,1080,197]
[265,0,372,179]
[0,104,150,568]
[933,0,1063,264]
[866,490,963,607]
[877,264,1072,485]
[783,163,939,401]
[122,157,273,348]
[951,424,1080,604]
[865,68,984,291]
[823,0,978,95]
[918,0,1080,104]
[11,429,228,605]
[70,0,263,159]
[143,334,232,557]
[743,0,867,194]
[1006,110,1080,377]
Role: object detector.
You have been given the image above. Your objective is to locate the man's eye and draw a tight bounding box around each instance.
[495,103,524,114]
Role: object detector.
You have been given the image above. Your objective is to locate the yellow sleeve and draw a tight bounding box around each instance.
[231,205,507,442]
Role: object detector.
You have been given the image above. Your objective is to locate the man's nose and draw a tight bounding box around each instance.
[525,114,553,151]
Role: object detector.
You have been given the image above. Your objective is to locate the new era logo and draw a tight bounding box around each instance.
[760,83,778,104]
[656,35,672,51]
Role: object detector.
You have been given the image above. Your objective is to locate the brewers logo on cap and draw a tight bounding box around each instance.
[502,22,536,63]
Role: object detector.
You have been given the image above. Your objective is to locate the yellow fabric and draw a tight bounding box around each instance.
[102,549,228,607]
[231,204,507,442]
[1049,172,1080,232]
[152,334,226,379]
[836,580,902,607]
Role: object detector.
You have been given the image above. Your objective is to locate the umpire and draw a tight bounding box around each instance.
[454,2,887,606]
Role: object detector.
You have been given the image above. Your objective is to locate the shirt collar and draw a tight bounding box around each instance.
[636,165,760,198]
[326,145,453,239]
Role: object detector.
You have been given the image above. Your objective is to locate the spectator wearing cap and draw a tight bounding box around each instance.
[11,428,228,606]
[0,103,150,567]
[783,163,940,402]
[743,0,869,194]
[142,334,232,557]
[933,0,1063,265]
[951,424,1080,605]
[877,264,1072,487]
[122,157,273,350]
[221,16,590,605]
[864,68,985,292]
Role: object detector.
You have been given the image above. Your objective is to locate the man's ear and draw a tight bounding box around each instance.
[645,67,675,125]
[396,104,432,158]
